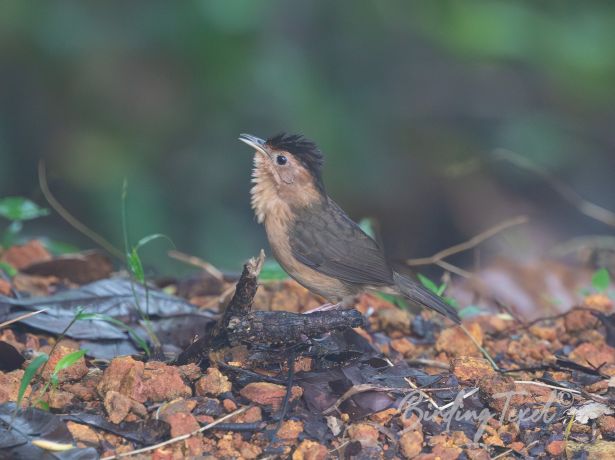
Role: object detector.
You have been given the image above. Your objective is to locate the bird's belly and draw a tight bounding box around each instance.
[265,220,355,301]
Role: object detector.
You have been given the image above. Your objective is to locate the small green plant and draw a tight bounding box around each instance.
[417,273,460,309]
[0,196,49,247]
[259,260,289,282]
[591,268,611,293]
[76,311,150,355]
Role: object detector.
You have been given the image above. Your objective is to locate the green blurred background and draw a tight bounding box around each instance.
[1,1,614,274]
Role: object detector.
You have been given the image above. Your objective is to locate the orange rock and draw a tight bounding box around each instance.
[435,322,483,357]
[546,439,566,456]
[598,415,615,435]
[223,398,237,412]
[239,443,262,459]
[195,367,231,396]
[277,420,304,440]
[66,421,100,446]
[450,357,496,384]
[0,370,30,404]
[292,440,329,460]
[390,338,416,356]
[347,423,379,447]
[399,430,423,458]
[466,448,491,460]
[42,345,88,383]
[236,406,262,423]
[570,342,615,367]
[432,444,462,460]
[157,398,197,421]
[239,382,302,410]
[104,391,132,424]
[44,390,75,410]
[0,278,11,296]
[166,412,201,437]
[1,240,51,269]
[97,356,147,403]
[583,294,614,311]
[143,361,192,402]
[177,363,201,381]
[370,408,398,425]
[528,324,557,341]
[565,308,600,332]
[376,307,411,333]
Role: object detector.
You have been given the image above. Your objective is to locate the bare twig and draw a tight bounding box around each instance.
[495,149,615,229]
[100,405,249,460]
[407,215,528,266]
[38,160,124,260]
[167,250,224,281]
[0,309,47,329]
[323,384,416,415]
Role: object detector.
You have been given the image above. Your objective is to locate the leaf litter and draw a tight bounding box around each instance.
[0,242,615,458]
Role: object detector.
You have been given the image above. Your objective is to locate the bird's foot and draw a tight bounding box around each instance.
[303,302,344,314]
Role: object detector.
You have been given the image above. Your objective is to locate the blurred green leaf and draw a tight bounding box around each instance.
[458,305,484,318]
[0,261,17,277]
[0,197,49,221]
[418,273,439,295]
[259,260,288,281]
[17,353,48,407]
[592,268,611,292]
[52,349,86,377]
[358,218,376,239]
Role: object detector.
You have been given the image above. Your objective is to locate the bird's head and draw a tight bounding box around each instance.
[239,133,325,221]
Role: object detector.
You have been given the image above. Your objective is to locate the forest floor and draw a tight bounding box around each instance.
[1,238,615,459]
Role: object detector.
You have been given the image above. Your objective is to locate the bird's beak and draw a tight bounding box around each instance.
[238,133,268,155]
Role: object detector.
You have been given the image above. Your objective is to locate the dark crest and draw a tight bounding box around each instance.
[266,133,325,191]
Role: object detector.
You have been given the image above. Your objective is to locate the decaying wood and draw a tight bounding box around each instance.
[227,309,364,345]
[176,250,364,365]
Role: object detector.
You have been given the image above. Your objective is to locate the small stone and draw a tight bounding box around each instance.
[466,448,491,460]
[143,361,192,402]
[546,439,566,456]
[528,324,557,341]
[277,420,303,440]
[399,430,423,458]
[0,370,30,404]
[223,398,237,412]
[45,390,75,410]
[347,423,379,448]
[390,338,416,357]
[570,342,615,367]
[565,309,600,332]
[97,356,146,403]
[236,406,262,423]
[67,421,100,446]
[377,307,411,333]
[240,443,263,460]
[158,398,197,421]
[370,408,398,425]
[166,412,200,437]
[583,294,614,311]
[42,346,88,383]
[435,322,483,357]
[195,367,232,396]
[292,440,328,460]
[1,240,51,269]
[178,363,201,381]
[432,444,462,459]
[451,357,496,384]
[239,382,302,410]
[0,279,11,296]
[598,415,615,435]
[104,391,132,424]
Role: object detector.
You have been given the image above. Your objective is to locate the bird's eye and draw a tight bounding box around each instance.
[276,155,288,166]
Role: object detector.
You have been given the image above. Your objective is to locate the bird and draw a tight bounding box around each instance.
[238,133,460,324]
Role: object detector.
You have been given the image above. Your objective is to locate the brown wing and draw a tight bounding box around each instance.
[289,200,394,286]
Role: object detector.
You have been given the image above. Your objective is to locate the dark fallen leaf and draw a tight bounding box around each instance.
[0,402,98,459]
[0,341,25,372]
[62,413,169,445]
[22,251,113,285]
[0,279,215,341]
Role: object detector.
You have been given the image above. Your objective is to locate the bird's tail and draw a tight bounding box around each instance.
[393,271,461,324]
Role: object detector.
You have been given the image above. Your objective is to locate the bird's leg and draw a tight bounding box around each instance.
[303,295,357,314]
